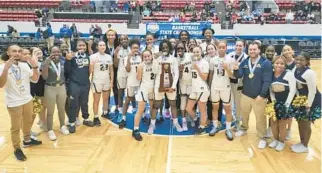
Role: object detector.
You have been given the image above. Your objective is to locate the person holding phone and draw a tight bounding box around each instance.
[0,45,42,161]
[42,46,69,140]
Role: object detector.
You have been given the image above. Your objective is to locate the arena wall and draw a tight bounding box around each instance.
[0,22,320,40]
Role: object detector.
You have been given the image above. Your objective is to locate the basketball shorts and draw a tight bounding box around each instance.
[211,89,231,104]
[189,91,210,102]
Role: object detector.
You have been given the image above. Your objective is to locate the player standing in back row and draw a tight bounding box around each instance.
[90,41,114,125]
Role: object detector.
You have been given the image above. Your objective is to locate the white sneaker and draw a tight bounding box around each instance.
[235,130,247,137]
[258,139,267,149]
[60,125,70,135]
[275,141,286,152]
[182,120,188,131]
[269,140,278,148]
[75,118,81,126]
[48,130,57,141]
[291,143,308,153]
[285,129,292,141]
[147,124,155,135]
[173,123,183,132]
[291,142,302,149]
[191,120,196,127]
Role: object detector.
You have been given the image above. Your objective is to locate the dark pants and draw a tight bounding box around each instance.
[112,67,118,108]
[68,81,90,123]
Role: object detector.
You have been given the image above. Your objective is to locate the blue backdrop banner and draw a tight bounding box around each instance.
[146,22,212,39]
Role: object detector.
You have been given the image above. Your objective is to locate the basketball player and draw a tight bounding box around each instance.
[119,39,142,129]
[90,41,114,125]
[200,28,216,55]
[185,46,210,135]
[176,42,192,131]
[151,39,181,132]
[114,35,130,117]
[228,40,247,131]
[208,41,234,140]
[0,45,42,161]
[233,42,273,149]
[132,50,155,140]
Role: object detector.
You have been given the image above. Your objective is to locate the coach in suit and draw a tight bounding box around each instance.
[233,41,273,149]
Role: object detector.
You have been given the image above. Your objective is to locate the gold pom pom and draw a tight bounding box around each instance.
[265,101,276,121]
[33,96,44,115]
[292,96,308,108]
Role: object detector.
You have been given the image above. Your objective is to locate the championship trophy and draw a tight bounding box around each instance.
[159,63,173,92]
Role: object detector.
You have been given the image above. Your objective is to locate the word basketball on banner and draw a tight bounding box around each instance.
[146,22,212,39]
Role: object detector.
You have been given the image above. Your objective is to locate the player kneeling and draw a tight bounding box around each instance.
[132,50,155,141]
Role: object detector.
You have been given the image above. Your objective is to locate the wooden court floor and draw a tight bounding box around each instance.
[0,60,321,173]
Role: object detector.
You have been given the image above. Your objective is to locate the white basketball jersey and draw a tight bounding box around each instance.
[90,53,113,83]
[124,55,142,87]
[117,47,130,77]
[153,55,179,89]
[191,58,209,92]
[210,55,234,90]
[140,63,155,92]
[178,53,192,85]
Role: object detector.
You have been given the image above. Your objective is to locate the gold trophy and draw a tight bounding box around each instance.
[159,63,173,92]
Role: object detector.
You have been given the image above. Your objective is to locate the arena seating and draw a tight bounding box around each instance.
[275,0,321,10]
[0,10,37,21]
[0,0,61,8]
[0,36,46,54]
[51,18,127,23]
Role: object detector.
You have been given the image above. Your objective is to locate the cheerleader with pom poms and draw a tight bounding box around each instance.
[267,56,296,151]
[291,52,321,153]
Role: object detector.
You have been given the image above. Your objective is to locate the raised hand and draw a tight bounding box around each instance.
[66,51,75,60]
[233,61,239,70]
[29,54,39,68]
[4,58,16,70]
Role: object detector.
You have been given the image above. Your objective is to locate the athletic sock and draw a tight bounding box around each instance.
[226,122,232,130]
[200,125,205,129]
[122,115,126,121]
[182,117,187,122]
[94,115,99,118]
[193,117,198,121]
[84,118,89,121]
[134,126,139,130]
[213,120,218,128]
[70,123,75,126]
[151,119,156,125]
[103,111,108,115]
[173,118,178,124]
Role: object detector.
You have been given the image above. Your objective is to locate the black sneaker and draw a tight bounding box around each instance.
[119,120,126,129]
[14,148,26,161]
[101,112,111,120]
[93,117,101,126]
[23,138,42,147]
[132,129,143,141]
[143,116,149,124]
[194,127,206,135]
[69,125,76,133]
[83,120,94,127]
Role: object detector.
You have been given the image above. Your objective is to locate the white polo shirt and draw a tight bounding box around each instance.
[0,62,34,107]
